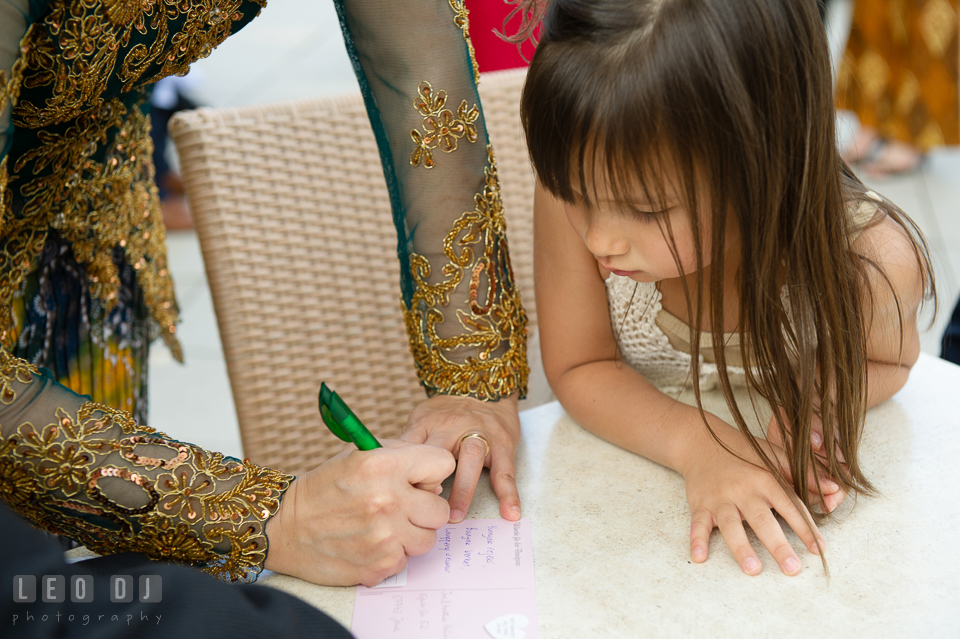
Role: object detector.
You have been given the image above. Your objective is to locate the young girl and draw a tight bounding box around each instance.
[518,0,935,576]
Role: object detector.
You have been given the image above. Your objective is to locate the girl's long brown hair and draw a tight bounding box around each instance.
[519,0,935,533]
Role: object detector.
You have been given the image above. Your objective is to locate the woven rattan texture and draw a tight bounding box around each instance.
[169,68,534,475]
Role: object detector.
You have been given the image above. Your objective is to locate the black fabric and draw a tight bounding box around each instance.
[0,503,354,638]
[941,295,960,365]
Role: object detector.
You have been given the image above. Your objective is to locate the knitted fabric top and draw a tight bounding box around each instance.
[605,198,881,394]
[605,275,748,394]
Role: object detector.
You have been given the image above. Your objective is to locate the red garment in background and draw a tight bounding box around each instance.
[465,0,532,72]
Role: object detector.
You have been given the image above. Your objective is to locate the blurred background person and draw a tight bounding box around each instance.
[836,0,959,175]
[151,75,203,231]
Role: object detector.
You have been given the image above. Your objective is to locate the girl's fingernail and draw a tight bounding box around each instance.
[812,432,823,448]
[692,546,706,560]
[744,557,761,574]
[823,478,839,492]
[784,557,801,574]
[450,510,464,523]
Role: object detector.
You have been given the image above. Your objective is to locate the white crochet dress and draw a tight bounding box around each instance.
[605,275,748,394]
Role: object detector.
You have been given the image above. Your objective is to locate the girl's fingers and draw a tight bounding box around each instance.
[806,471,840,495]
[689,508,713,563]
[714,504,763,575]
[820,487,847,513]
[743,506,802,576]
[811,428,824,452]
[770,486,825,555]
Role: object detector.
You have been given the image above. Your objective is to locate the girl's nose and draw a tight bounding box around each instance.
[583,219,629,257]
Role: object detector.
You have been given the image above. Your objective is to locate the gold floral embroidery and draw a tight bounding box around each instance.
[157,466,214,522]
[203,519,269,577]
[135,514,215,565]
[0,377,292,582]
[36,443,92,495]
[0,2,294,582]
[448,0,480,83]
[0,349,39,405]
[2,0,268,362]
[4,95,182,358]
[15,0,264,128]
[403,146,529,400]
[409,81,481,169]
[0,438,41,508]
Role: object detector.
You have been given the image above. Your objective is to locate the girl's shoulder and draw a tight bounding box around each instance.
[847,197,927,311]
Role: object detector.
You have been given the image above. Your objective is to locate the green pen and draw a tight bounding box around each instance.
[318,382,383,451]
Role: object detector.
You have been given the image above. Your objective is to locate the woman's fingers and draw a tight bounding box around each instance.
[448,434,489,523]
[406,479,456,532]
[403,394,522,523]
[489,447,522,521]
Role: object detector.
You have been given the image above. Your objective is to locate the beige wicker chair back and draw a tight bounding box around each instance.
[169,68,534,475]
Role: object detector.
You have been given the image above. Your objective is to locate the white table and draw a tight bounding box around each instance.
[261,353,960,637]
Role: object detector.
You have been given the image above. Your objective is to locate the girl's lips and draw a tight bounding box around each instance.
[608,268,642,277]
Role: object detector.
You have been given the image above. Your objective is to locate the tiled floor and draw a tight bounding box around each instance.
[149,0,960,458]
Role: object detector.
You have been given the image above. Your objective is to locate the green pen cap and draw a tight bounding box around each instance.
[318,382,382,451]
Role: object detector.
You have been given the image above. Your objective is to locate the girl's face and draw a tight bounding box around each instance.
[563,161,737,283]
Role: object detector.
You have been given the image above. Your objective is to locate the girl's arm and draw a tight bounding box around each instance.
[534,184,823,576]
[856,217,925,406]
[767,215,925,510]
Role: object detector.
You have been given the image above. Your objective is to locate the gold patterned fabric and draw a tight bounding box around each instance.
[0,0,286,582]
[837,0,960,150]
[0,0,530,582]
[404,145,528,400]
[0,349,293,582]
[3,0,267,357]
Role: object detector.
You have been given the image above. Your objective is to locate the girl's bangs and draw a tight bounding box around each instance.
[522,47,663,208]
[521,15,713,215]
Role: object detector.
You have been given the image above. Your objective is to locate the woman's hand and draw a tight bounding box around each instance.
[402,393,522,524]
[264,440,455,587]
[681,422,826,576]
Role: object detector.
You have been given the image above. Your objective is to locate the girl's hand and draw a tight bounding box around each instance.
[681,422,826,576]
[766,411,848,513]
[402,393,522,524]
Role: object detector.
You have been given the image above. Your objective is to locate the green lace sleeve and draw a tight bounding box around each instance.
[335,0,529,400]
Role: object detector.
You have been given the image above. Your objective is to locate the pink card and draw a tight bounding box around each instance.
[351,518,538,639]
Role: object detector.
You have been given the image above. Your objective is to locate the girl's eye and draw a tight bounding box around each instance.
[627,209,660,224]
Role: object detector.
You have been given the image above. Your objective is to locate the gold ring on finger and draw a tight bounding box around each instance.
[458,433,490,459]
